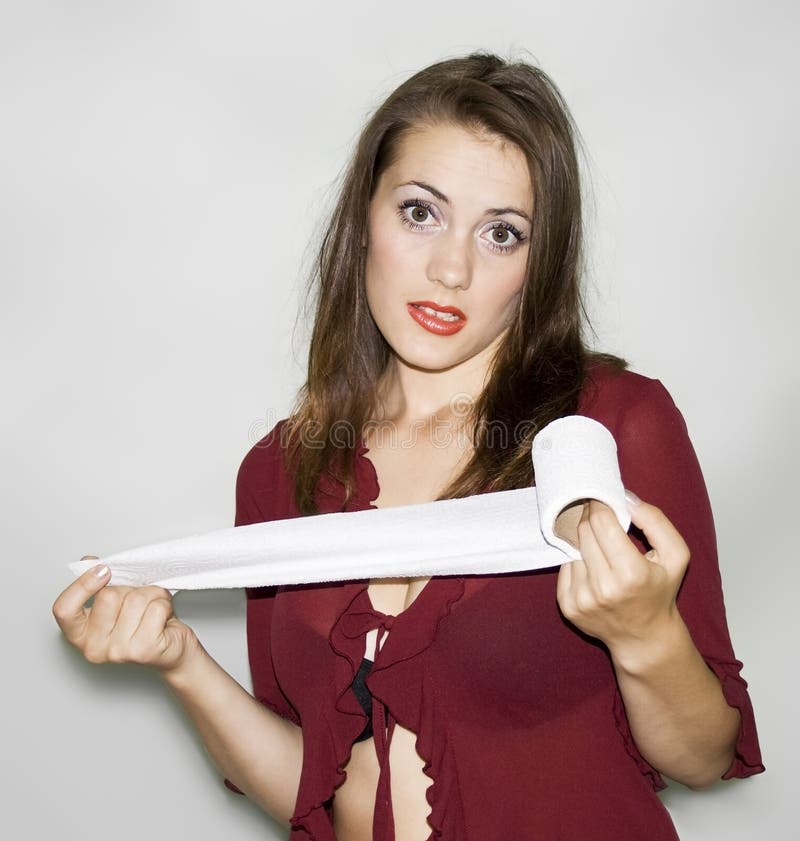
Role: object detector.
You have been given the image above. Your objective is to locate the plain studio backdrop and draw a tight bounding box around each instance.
[2,1,796,839]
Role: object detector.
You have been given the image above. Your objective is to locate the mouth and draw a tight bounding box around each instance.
[407,301,467,335]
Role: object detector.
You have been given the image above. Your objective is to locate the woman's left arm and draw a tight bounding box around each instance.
[558,371,764,788]
[557,496,740,789]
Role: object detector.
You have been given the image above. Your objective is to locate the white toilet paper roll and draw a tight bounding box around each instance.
[533,415,630,559]
[68,415,629,590]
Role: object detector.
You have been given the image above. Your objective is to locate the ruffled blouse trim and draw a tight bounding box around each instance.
[403,593,468,839]
[611,652,766,792]
[311,440,380,515]
[704,655,766,778]
[287,584,368,839]
[291,442,469,838]
[353,440,380,510]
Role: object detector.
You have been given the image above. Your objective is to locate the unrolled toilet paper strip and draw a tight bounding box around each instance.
[68,415,630,590]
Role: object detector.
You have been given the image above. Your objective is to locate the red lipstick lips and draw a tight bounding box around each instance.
[407,301,467,336]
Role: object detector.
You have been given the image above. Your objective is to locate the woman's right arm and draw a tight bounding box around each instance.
[52,563,303,825]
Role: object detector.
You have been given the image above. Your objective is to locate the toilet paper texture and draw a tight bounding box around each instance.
[68,415,630,590]
[533,415,630,559]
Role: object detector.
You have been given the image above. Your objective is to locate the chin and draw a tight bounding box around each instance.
[391,342,472,373]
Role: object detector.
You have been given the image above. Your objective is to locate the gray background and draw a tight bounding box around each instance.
[2,1,796,838]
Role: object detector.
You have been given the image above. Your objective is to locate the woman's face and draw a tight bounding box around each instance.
[365,122,533,378]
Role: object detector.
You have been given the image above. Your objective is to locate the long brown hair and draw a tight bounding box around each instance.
[284,52,623,513]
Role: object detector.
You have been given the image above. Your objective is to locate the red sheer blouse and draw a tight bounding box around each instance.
[233,367,764,840]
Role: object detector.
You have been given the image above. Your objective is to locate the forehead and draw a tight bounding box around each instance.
[380,123,533,212]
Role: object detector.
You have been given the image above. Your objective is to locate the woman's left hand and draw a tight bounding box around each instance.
[556,494,690,652]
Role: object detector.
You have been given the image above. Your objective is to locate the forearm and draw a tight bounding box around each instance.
[161,639,303,824]
[610,611,740,789]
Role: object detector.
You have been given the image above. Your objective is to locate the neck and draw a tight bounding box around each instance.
[375,339,501,426]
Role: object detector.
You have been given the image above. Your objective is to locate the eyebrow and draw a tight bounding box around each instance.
[398,180,532,224]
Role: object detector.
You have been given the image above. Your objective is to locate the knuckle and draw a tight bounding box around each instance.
[559,601,577,622]
[593,588,612,610]
[557,590,577,618]
[128,639,154,665]
[150,600,171,625]
[123,589,151,613]
[106,642,129,664]
[94,587,120,610]
[595,577,625,607]
[83,644,107,665]
[574,589,597,614]
[620,565,645,590]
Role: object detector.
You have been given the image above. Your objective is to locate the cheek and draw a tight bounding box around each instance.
[370,223,413,266]
[365,225,424,304]
[481,264,527,324]
[365,231,404,321]
[365,222,392,293]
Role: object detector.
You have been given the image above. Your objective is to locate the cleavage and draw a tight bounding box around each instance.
[364,576,430,659]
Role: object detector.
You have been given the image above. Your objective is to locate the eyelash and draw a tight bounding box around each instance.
[397,199,438,231]
[485,221,528,254]
[396,198,527,254]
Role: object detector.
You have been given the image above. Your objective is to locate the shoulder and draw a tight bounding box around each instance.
[577,363,709,527]
[237,419,290,487]
[577,362,701,485]
[579,362,675,420]
[235,419,299,526]
[578,362,685,444]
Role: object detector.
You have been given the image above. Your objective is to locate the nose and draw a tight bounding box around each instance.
[426,229,473,291]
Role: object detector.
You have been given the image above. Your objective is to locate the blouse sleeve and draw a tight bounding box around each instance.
[584,370,764,786]
[223,422,300,795]
[234,420,300,726]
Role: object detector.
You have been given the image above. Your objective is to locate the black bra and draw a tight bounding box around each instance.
[351,657,374,742]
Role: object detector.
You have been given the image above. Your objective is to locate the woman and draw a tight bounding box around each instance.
[52,53,763,840]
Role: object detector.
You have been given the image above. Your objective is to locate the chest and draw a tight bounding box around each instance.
[271,573,614,728]
[364,423,469,506]
[362,429,469,625]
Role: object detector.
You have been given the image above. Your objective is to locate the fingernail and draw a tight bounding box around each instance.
[624,489,642,509]
[93,564,110,578]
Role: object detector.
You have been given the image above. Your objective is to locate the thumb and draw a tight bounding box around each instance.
[52,560,111,639]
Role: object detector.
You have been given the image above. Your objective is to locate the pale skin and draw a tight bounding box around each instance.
[53,123,740,840]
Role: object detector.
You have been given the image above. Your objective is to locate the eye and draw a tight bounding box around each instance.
[397,199,439,231]
[482,221,527,253]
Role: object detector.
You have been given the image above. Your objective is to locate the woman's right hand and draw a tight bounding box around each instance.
[52,559,198,673]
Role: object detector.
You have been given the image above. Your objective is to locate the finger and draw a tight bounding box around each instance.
[627,496,689,572]
[566,552,591,595]
[88,585,137,637]
[52,563,111,639]
[556,558,573,605]
[585,500,641,573]
[113,587,171,643]
[575,502,612,580]
[556,554,593,623]
[133,595,175,658]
